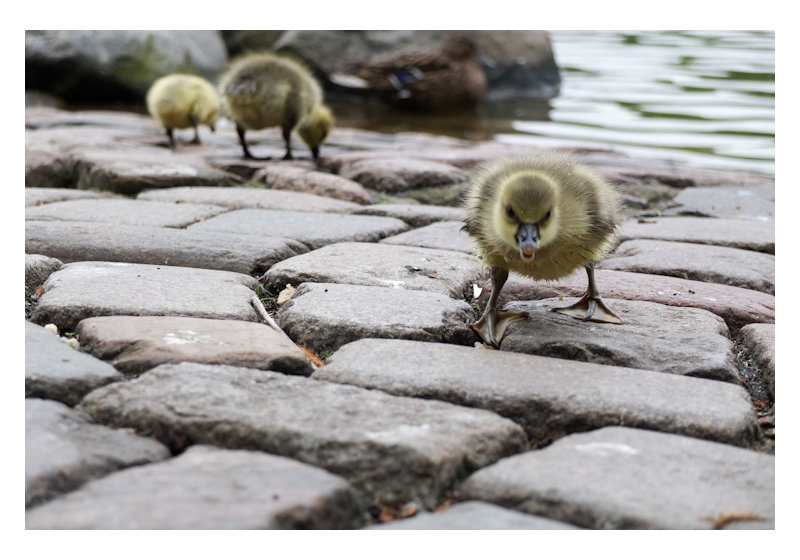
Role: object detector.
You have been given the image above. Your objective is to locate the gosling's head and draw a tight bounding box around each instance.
[297,104,334,158]
[494,170,560,263]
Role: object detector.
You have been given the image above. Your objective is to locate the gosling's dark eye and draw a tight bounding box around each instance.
[506,205,516,219]
[544,209,552,222]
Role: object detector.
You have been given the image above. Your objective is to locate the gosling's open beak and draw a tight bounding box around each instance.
[516,223,539,263]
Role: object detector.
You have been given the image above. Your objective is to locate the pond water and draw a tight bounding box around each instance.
[328,30,775,175]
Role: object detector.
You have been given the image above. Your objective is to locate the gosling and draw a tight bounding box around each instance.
[146,74,220,146]
[462,154,623,349]
[218,51,333,160]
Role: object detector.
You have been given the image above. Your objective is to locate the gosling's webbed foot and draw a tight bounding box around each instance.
[469,307,529,349]
[552,295,622,325]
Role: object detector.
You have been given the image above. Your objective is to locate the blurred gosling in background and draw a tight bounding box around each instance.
[146,74,220,146]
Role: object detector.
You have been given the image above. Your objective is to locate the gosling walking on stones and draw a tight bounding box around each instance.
[462,155,623,349]
[146,74,221,147]
[218,51,333,161]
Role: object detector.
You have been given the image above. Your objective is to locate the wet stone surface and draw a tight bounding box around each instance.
[315,339,760,447]
[26,220,309,275]
[277,282,477,354]
[77,362,529,509]
[459,426,775,530]
[26,445,362,529]
[31,261,260,331]
[187,209,409,250]
[26,398,170,508]
[262,242,484,299]
[501,298,737,383]
[599,239,775,295]
[26,321,124,406]
[25,198,229,229]
[75,316,314,376]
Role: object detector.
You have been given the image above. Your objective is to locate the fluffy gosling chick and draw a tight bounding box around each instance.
[462,155,623,349]
[218,51,332,160]
[146,74,220,146]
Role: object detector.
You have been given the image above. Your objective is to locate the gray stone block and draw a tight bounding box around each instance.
[31,261,260,331]
[599,239,775,295]
[188,208,409,250]
[663,185,774,221]
[277,283,477,354]
[25,187,109,207]
[25,198,229,228]
[26,445,361,529]
[315,338,760,447]
[78,362,529,509]
[76,316,313,376]
[137,185,362,213]
[338,157,470,193]
[26,321,123,406]
[502,298,737,383]
[26,220,308,275]
[25,253,62,295]
[380,221,475,254]
[739,323,776,399]
[262,242,484,299]
[620,216,774,254]
[26,398,170,508]
[365,501,580,530]
[252,163,374,205]
[460,426,775,529]
[351,203,466,227]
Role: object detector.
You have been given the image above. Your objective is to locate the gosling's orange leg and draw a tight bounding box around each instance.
[470,267,529,349]
[553,266,622,324]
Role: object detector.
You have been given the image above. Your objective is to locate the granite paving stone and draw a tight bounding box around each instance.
[365,501,580,530]
[26,445,361,529]
[75,316,314,376]
[277,283,477,354]
[25,253,62,295]
[739,323,776,399]
[459,426,775,530]
[137,185,362,213]
[663,184,775,221]
[187,209,409,250]
[252,163,374,205]
[476,269,774,337]
[620,216,774,254]
[26,220,308,275]
[315,339,760,447]
[350,203,466,228]
[338,157,471,193]
[599,239,775,295]
[25,198,229,228]
[31,261,260,331]
[262,242,484,299]
[26,398,170,508]
[77,362,529,509]
[501,298,737,383]
[25,187,111,207]
[70,148,243,194]
[25,149,76,189]
[380,221,475,254]
[26,321,124,406]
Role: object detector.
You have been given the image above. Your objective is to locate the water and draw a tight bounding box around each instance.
[328,30,775,175]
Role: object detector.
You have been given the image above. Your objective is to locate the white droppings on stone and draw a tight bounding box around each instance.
[277,284,295,305]
[574,442,639,456]
[163,330,213,345]
[704,297,717,302]
[381,280,406,289]
[44,324,59,334]
[365,423,431,442]
[130,164,199,177]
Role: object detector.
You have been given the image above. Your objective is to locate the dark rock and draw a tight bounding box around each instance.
[25,398,169,508]
[501,298,737,383]
[26,445,361,529]
[26,321,124,406]
[26,220,308,275]
[315,338,760,447]
[460,426,775,529]
[76,316,314,376]
[277,282,477,354]
[25,149,75,189]
[222,31,286,58]
[262,242,484,299]
[78,362,529,509]
[599,239,775,295]
[187,209,408,250]
[31,261,260,331]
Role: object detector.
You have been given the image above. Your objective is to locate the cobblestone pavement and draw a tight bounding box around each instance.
[25,107,775,529]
